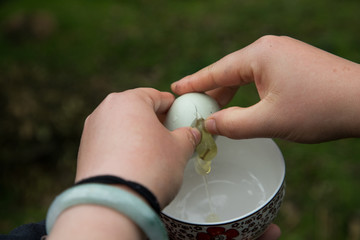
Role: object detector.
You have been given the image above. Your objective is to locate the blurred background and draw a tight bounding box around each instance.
[0,0,359,239]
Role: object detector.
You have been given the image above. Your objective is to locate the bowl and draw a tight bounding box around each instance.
[161,136,285,240]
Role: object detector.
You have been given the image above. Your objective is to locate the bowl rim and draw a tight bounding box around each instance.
[161,138,286,225]
[161,179,285,226]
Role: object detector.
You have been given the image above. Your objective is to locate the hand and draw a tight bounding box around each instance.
[258,224,281,240]
[49,88,200,240]
[76,88,200,208]
[172,35,360,143]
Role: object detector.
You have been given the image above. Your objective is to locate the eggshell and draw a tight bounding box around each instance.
[165,93,220,131]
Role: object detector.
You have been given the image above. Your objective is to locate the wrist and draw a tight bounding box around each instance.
[74,175,162,213]
[45,183,168,240]
[48,204,144,240]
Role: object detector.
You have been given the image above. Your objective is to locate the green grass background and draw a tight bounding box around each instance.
[0,0,359,239]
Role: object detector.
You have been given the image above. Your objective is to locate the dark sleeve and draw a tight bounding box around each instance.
[0,220,47,240]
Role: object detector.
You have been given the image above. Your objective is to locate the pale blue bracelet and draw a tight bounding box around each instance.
[46,183,168,240]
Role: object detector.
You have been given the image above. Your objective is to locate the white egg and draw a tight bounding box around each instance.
[165,93,220,131]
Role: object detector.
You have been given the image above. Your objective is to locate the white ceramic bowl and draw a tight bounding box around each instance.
[161,136,285,240]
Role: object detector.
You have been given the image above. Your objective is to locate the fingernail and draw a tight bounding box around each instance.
[171,82,178,92]
[190,127,201,145]
[205,118,218,134]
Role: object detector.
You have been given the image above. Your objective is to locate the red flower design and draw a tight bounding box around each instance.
[196,227,239,240]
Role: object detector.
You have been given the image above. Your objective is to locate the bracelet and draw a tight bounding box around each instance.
[75,175,161,214]
[46,184,168,240]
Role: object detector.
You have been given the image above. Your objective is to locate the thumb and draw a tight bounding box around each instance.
[205,102,274,139]
[171,127,201,159]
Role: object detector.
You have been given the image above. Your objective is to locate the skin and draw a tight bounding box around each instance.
[172,35,360,143]
[169,35,360,239]
[47,88,280,240]
[49,88,201,240]
[74,88,200,209]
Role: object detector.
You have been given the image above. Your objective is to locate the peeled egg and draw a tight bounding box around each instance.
[165,93,220,131]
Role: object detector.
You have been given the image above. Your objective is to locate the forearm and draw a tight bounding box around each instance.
[330,60,360,138]
[304,50,360,140]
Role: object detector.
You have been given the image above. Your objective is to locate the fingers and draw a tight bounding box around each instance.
[257,224,281,240]
[204,101,273,139]
[171,127,201,160]
[126,88,202,157]
[205,86,239,108]
[171,47,255,95]
[128,88,175,114]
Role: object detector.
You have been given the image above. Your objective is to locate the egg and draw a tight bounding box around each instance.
[165,93,220,131]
